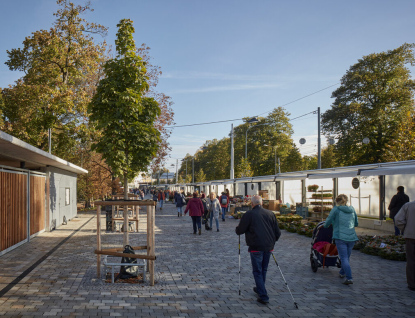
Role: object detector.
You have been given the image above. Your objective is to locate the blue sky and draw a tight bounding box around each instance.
[1,0,415,173]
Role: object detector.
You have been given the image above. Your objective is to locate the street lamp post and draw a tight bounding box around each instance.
[265,144,279,175]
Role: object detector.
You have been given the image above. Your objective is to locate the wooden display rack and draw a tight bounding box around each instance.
[94,200,157,285]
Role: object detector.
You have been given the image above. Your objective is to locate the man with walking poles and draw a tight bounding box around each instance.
[235,195,281,305]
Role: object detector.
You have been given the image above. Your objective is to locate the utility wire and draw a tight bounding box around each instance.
[165,83,338,129]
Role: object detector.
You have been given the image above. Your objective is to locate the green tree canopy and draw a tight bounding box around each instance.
[322,43,415,165]
[1,0,107,157]
[89,19,160,199]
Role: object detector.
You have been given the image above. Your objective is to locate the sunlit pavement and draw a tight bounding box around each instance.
[0,198,413,317]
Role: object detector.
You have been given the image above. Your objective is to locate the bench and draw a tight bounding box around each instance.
[103,255,146,283]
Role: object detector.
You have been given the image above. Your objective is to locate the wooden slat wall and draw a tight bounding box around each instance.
[0,171,28,252]
[30,175,45,235]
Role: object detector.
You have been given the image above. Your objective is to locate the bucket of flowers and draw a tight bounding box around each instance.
[307,184,319,192]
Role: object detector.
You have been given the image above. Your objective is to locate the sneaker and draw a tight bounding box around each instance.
[253,287,258,294]
[342,279,353,285]
[257,298,269,305]
[217,229,219,232]
[339,274,345,278]
[198,228,201,235]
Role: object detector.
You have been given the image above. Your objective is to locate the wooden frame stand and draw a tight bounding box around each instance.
[94,200,156,285]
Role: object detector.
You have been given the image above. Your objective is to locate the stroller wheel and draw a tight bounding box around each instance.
[311,258,318,272]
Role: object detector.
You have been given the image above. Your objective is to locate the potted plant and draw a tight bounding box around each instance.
[307,184,319,192]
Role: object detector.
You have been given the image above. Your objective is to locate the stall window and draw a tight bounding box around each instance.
[65,188,70,206]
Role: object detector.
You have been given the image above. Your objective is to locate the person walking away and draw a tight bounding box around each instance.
[175,191,186,217]
[395,201,415,291]
[207,193,221,232]
[184,192,204,235]
[324,194,358,285]
[219,192,230,222]
[388,186,410,236]
[235,195,281,305]
[152,191,158,205]
[201,194,210,230]
[157,190,165,210]
[225,188,231,212]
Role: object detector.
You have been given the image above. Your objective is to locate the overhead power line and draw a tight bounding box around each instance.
[165,83,339,129]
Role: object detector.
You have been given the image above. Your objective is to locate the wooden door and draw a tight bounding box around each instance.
[30,175,45,235]
[0,171,28,252]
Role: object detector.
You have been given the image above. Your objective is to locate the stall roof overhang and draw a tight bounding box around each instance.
[359,165,415,176]
[0,130,88,174]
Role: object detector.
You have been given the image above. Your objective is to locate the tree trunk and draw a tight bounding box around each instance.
[124,172,128,200]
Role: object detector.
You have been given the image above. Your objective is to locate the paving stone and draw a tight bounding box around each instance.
[0,196,414,317]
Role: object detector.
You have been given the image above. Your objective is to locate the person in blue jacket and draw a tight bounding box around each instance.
[324,194,358,285]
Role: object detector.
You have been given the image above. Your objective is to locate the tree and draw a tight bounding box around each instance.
[283,143,303,172]
[236,157,254,178]
[322,43,415,165]
[1,0,107,158]
[195,168,207,182]
[321,145,337,168]
[137,45,175,172]
[89,19,160,199]
[384,111,415,161]
[302,155,318,171]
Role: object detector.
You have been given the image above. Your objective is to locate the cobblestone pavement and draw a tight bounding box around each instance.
[0,198,414,317]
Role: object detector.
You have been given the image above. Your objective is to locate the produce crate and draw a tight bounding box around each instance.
[295,206,309,219]
[279,207,292,215]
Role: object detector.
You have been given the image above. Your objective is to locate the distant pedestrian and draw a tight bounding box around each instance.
[395,201,415,291]
[175,190,186,217]
[388,186,410,236]
[184,192,204,235]
[324,194,358,285]
[157,190,165,210]
[219,192,230,221]
[235,195,281,305]
[152,191,158,204]
[207,192,221,232]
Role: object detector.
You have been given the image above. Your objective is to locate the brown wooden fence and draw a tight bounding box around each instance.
[0,171,46,253]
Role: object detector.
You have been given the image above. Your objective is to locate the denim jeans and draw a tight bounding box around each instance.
[159,200,164,209]
[177,206,183,216]
[191,216,201,233]
[210,211,219,230]
[393,217,401,236]
[250,251,271,302]
[336,239,355,280]
[221,207,227,220]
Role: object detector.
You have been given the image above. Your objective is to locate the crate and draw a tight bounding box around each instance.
[279,207,292,215]
[295,206,309,219]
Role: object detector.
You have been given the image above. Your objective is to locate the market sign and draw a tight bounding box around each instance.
[352,178,360,189]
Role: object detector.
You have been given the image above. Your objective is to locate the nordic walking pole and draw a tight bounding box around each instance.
[272,253,298,309]
[238,235,242,295]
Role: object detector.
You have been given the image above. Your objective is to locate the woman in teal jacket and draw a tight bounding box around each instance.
[324,194,358,285]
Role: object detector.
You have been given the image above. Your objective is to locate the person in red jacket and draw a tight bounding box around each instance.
[219,192,230,222]
[185,192,204,235]
[157,190,165,210]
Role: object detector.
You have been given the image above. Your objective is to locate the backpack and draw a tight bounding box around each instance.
[221,195,228,205]
[118,245,138,279]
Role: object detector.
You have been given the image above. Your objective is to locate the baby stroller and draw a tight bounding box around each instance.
[310,221,341,272]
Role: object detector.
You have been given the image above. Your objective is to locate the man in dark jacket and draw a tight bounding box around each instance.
[389,186,410,236]
[235,195,281,305]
